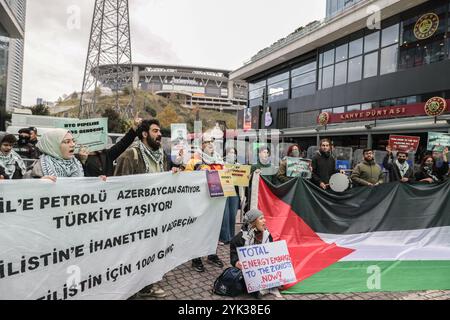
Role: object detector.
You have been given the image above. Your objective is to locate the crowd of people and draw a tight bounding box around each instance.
[1,118,449,299]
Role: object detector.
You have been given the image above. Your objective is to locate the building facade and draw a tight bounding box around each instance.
[231,0,450,152]
[0,0,24,130]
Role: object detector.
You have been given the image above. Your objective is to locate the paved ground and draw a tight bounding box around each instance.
[135,242,450,301]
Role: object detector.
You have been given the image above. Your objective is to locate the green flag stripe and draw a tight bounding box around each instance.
[283,260,450,294]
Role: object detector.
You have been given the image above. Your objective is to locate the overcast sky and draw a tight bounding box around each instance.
[22,0,325,106]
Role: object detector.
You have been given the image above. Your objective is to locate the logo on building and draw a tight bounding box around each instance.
[414,13,439,40]
[424,97,447,117]
[317,112,330,126]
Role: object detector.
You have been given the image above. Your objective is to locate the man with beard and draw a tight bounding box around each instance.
[383,146,414,183]
[114,119,171,298]
[351,148,384,187]
[312,139,344,190]
[14,128,40,160]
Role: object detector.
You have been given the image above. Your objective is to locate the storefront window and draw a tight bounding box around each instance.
[380,44,398,75]
[334,61,347,86]
[322,65,334,89]
[292,71,316,87]
[361,102,373,110]
[347,104,361,111]
[364,31,380,53]
[268,72,289,85]
[335,43,348,62]
[291,83,316,98]
[364,51,378,78]
[349,37,363,58]
[333,106,345,113]
[348,55,362,82]
[292,61,316,77]
[268,80,289,102]
[382,23,399,47]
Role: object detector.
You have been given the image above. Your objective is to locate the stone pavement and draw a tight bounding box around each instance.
[135,243,450,301]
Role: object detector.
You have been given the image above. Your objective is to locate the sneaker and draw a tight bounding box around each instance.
[192,258,205,272]
[207,254,224,268]
[138,287,167,298]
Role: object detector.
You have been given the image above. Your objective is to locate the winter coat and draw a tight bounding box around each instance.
[351,160,384,186]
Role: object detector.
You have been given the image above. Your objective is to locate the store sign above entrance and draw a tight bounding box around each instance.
[414,13,439,40]
[317,98,449,125]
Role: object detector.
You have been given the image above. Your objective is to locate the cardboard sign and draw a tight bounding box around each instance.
[389,135,420,153]
[286,157,312,178]
[224,164,251,187]
[206,171,237,198]
[427,132,450,152]
[55,118,108,152]
[237,240,297,293]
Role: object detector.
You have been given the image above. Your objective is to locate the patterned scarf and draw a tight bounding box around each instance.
[139,141,164,173]
[196,148,223,165]
[0,150,27,179]
[423,166,440,183]
[40,154,84,177]
[395,160,409,178]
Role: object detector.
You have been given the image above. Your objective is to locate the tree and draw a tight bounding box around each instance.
[158,105,181,129]
[102,108,127,133]
[71,92,78,100]
[31,104,50,116]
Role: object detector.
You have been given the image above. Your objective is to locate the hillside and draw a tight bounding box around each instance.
[55,90,237,134]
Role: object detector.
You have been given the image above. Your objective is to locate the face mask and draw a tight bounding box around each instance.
[18,137,29,145]
[398,158,406,164]
[291,150,300,157]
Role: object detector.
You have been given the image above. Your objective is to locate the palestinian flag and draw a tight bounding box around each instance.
[258,176,450,293]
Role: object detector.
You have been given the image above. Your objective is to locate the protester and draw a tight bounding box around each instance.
[29,127,39,146]
[311,139,344,189]
[250,146,271,175]
[220,147,240,245]
[114,119,171,298]
[14,128,40,160]
[28,129,84,180]
[230,209,277,298]
[276,144,302,183]
[383,146,414,183]
[351,149,384,187]
[415,147,448,183]
[184,132,224,272]
[0,133,27,179]
[79,118,141,177]
[0,165,7,179]
[431,146,449,179]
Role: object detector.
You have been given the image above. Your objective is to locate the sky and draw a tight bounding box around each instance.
[22,0,325,106]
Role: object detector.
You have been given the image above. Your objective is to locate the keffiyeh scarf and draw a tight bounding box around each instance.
[395,160,410,178]
[139,141,164,173]
[40,154,84,177]
[0,150,27,179]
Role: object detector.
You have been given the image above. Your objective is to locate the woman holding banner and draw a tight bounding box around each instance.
[28,129,84,180]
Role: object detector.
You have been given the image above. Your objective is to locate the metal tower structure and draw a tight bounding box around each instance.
[79,0,134,119]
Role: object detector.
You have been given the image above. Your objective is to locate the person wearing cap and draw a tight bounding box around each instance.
[14,128,40,160]
[0,133,27,179]
[29,127,39,146]
[229,209,275,298]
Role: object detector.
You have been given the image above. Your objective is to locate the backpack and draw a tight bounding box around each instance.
[213,267,246,297]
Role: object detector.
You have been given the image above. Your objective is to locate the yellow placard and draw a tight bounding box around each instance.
[219,171,237,197]
[224,164,251,187]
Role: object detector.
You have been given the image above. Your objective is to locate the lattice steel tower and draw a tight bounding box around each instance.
[79,0,134,119]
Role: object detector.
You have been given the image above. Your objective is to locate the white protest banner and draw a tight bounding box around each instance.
[237,240,296,293]
[0,172,226,300]
[55,118,109,152]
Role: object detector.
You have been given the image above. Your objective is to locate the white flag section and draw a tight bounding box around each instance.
[0,172,226,300]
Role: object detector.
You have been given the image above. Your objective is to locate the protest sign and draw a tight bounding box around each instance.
[286,157,312,178]
[171,123,190,165]
[206,171,237,198]
[237,241,297,293]
[224,164,251,187]
[0,172,226,300]
[389,135,420,153]
[427,132,450,152]
[55,118,108,152]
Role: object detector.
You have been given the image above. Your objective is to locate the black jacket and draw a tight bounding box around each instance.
[382,154,415,182]
[311,151,337,185]
[415,161,449,183]
[230,231,273,268]
[83,128,137,177]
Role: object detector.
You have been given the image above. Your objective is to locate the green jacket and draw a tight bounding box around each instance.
[351,160,384,186]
